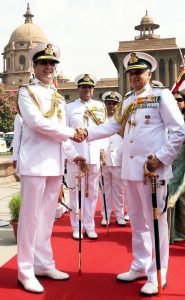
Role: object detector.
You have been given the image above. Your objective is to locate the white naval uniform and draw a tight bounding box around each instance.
[87,83,185,284]
[12,114,23,162]
[17,78,74,280]
[100,132,125,219]
[64,98,106,233]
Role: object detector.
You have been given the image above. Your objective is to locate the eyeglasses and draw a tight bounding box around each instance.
[38,60,56,66]
[80,85,94,89]
[128,70,146,76]
[175,98,184,102]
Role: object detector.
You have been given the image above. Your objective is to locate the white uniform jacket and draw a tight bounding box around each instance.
[104,133,123,167]
[17,79,74,176]
[88,83,185,181]
[12,114,23,161]
[65,98,106,164]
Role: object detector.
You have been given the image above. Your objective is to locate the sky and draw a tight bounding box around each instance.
[0,0,185,81]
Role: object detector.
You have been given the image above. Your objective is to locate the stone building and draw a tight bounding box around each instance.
[58,76,118,102]
[109,10,185,95]
[0,4,118,100]
[0,4,49,89]
[1,7,184,99]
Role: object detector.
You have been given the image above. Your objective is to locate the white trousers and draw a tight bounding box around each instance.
[100,166,124,218]
[123,180,169,285]
[67,163,99,232]
[17,175,62,280]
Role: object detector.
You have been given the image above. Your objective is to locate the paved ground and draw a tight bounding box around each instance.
[0,178,20,267]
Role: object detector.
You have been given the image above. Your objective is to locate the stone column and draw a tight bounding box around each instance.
[119,60,124,96]
[164,59,169,86]
[155,60,160,81]
[12,53,15,71]
[3,57,5,72]
[172,60,177,83]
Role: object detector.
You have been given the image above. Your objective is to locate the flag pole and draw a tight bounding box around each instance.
[179,48,185,67]
[171,49,185,93]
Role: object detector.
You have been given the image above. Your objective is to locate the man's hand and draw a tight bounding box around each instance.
[71,128,88,143]
[100,149,106,165]
[73,156,86,166]
[73,156,88,174]
[146,154,163,171]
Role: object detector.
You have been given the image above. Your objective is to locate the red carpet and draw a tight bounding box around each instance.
[0,200,185,300]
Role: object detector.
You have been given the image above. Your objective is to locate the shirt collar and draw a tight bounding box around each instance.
[135,83,151,96]
[34,78,52,89]
[80,98,92,103]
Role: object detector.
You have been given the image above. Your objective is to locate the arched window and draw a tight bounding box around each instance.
[19,55,26,70]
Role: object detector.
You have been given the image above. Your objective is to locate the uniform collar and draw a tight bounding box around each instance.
[80,98,92,103]
[34,78,52,89]
[134,83,151,96]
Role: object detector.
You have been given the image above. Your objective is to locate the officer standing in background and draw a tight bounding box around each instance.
[100,91,126,226]
[64,74,107,240]
[12,114,23,169]
[79,52,185,296]
[16,43,85,294]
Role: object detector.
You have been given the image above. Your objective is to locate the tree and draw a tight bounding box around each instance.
[0,84,17,132]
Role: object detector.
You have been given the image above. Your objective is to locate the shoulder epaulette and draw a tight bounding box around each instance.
[123,90,134,100]
[150,82,168,89]
[152,85,168,89]
[19,84,29,88]
[66,99,75,104]
[19,83,36,89]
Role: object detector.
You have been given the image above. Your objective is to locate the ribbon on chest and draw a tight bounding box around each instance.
[114,95,161,137]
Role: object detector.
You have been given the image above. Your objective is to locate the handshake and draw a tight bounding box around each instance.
[71,127,88,143]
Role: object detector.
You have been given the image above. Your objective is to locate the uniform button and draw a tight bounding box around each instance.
[130,155,134,158]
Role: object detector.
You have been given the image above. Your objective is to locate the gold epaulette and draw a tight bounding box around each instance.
[54,92,65,103]
[123,90,134,100]
[19,83,36,88]
[152,85,168,89]
[150,82,168,89]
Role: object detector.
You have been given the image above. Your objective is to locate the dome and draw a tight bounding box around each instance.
[57,71,69,82]
[9,23,48,44]
[8,4,48,44]
[140,10,154,25]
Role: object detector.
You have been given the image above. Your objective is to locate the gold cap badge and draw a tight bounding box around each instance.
[129,53,139,64]
[44,44,54,56]
[110,91,116,99]
[83,74,90,82]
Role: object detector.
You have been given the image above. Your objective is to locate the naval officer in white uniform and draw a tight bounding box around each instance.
[64,74,107,240]
[12,114,23,170]
[16,43,85,294]
[78,52,185,296]
[100,91,126,226]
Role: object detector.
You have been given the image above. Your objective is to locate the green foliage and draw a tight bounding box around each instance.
[0,85,17,132]
[8,193,21,221]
